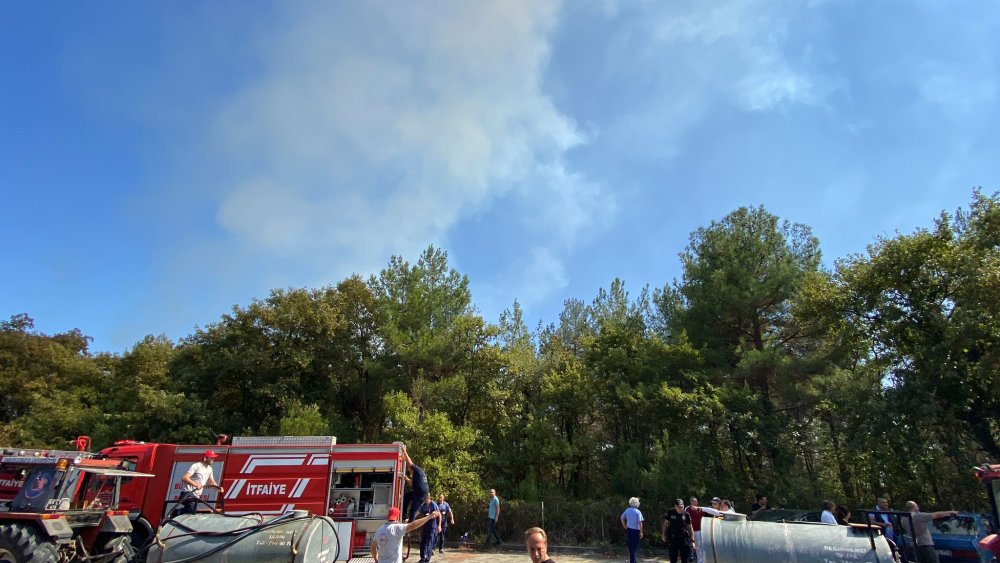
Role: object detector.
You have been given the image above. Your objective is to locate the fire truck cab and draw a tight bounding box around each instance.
[99,435,406,557]
[0,446,153,563]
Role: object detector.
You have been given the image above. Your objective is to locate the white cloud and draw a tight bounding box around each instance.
[650,1,826,112]
[735,42,821,111]
[919,67,998,117]
[536,163,616,246]
[517,246,570,310]
[819,172,866,214]
[588,0,831,163]
[217,179,313,251]
[202,0,603,292]
[649,0,757,45]
[483,162,616,314]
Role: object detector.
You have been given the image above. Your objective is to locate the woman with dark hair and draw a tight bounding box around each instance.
[835,505,851,525]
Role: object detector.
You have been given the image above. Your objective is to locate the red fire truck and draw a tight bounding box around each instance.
[5,436,407,559]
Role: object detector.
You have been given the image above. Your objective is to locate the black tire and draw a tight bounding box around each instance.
[99,535,135,563]
[128,518,153,556]
[0,524,59,563]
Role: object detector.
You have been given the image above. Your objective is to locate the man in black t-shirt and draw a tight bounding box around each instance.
[751,495,772,517]
[661,499,695,563]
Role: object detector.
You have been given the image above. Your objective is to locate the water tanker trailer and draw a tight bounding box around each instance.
[700,513,897,563]
[146,511,344,563]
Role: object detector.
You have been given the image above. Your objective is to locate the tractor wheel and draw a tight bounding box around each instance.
[128,517,153,555]
[99,535,135,563]
[0,524,59,563]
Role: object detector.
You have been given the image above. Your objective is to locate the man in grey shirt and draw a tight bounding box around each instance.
[901,501,957,563]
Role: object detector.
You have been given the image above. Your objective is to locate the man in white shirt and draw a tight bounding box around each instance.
[174,450,223,516]
[820,500,838,525]
[701,499,736,517]
[372,506,441,563]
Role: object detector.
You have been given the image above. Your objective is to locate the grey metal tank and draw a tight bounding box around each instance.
[146,511,344,563]
[701,514,897,563]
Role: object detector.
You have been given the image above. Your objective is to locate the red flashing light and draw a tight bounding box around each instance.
[973,464,1000,481]
[71,436,91,452]
[112,440,145,446]
[980,534,1000,558]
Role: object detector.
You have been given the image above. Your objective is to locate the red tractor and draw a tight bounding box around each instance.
[0,447,152,562]
[974,464,1000,561]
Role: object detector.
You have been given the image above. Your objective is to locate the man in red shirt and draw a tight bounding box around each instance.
[686,497,705,563]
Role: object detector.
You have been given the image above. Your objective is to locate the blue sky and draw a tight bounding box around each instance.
[2,1,998,354]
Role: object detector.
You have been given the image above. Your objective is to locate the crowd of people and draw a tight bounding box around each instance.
[372,450,958,563]
[620,495,739,563]
[375,446,506,563]
[617,494,959,563]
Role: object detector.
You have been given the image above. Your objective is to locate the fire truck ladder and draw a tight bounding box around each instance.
[230,436,338,447]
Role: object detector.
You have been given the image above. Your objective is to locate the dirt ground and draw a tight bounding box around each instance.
[354,544,656,563]
[432,550,646,563]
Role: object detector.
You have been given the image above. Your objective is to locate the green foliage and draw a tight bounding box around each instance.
[0,316,116,447]
[3,192,998,527]
[278,402,330,436]
[382,391,481,501]
[831,189,1000,507]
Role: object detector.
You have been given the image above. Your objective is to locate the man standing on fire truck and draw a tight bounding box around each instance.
[402,446,430,523]
[173,449,224,516]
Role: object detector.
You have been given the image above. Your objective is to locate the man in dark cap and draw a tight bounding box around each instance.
[662,499,695,563]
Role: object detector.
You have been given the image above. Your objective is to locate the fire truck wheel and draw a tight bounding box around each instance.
[99,535,135,563]
[0,524,59,563]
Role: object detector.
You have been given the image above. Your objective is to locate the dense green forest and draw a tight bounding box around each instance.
[2,191,998,533]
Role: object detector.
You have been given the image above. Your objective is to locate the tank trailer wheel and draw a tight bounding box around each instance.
[0,524,59,563]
